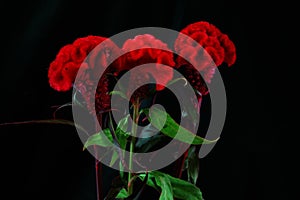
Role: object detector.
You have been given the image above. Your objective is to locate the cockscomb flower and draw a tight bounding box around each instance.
[48,36,107,92]
[74,40,122,114]
[121,34,175,101]
[174,21,236,90]
[48,35,122,113]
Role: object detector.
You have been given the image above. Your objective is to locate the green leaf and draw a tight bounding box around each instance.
[83,128,113,150]
[116,188,130,199]
[145,107,219,145]
[135,124,166,153]
[116,130,130,150]
[110,90,128,100]
[187,146,200,185]
[116,114,130,133]
[156,176,173,200]
[119,161,124,179]
[169,175,203,200]
[109,150,119,167]
[139,174,157,190]
[115,115,130,149]
[104,176,124,200]
[150,171,203,200]
[139,172,173,200]
[136,134,165,153]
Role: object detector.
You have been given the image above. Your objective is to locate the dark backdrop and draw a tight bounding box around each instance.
[1,0,290,199]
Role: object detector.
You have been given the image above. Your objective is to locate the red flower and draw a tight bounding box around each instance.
[121,34,175,96]
[48,59,76,92]
[219,34,236,66]
[48,36,107,92]
[174,21,236,87]
[48,24,236,110]
[48,35,122,115]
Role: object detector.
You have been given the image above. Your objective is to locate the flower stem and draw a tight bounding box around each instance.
[128,99,139,195]
[128,139,135,194]
[95,115,103,200]
[95,159,103,200]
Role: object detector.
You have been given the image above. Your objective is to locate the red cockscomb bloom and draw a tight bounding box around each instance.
[48,36,107,92]
[74,39,122,113]
[48,35,122,113]
[174,21,236,90]
[121,34,175,101]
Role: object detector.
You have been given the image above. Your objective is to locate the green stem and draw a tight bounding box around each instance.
[128,99,139,195]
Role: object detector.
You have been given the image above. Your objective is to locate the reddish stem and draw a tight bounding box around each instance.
[176,96,202,179]
[95,159,103,200]
[176,149,189,178]
[95,115,103,200]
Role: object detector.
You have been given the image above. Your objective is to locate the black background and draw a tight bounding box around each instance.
[0,0,292,199]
